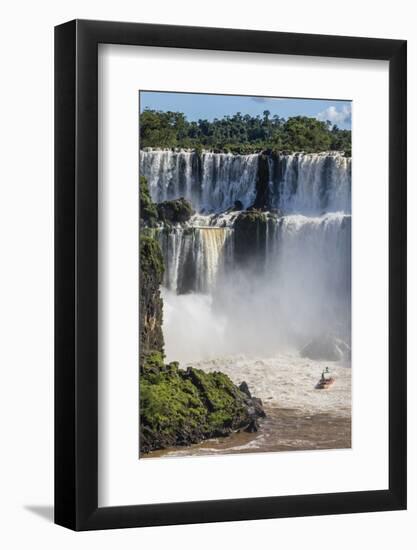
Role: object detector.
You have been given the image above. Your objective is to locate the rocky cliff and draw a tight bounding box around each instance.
[139,177,265,454]
[139,233,164,368]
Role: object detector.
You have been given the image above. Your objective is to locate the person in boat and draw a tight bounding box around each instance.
[321,367,330,380]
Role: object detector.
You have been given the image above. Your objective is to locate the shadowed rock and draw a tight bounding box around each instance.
[157,197,194,224]
[301,333,351,362]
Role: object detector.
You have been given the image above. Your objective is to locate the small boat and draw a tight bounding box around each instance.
[315,376,335,390]
[315,367,335,390]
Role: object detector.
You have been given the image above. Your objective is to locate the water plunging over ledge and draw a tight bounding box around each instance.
[140,149,351,215]
[141,148,352,457]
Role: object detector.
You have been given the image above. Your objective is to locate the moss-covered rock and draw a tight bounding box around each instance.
[140,358,265,453]
[140,176,159,227]
[157,197,194,224]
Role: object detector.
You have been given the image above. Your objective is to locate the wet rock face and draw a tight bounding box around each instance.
[252,154,271,210]
[140,357,266,454]
[300,333,351,362]
[233,209,268,265]
[139,175,166,367]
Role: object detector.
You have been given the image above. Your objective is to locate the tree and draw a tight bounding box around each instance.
[139,108,351,154]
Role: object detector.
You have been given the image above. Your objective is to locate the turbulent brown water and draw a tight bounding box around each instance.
[143,353,351,458]
[146,409,351,458]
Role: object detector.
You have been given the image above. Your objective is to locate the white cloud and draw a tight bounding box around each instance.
[317,104,352,127]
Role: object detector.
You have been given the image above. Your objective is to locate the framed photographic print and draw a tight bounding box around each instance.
[55,20,407,530]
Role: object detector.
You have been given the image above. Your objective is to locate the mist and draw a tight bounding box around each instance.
[162,212,351,364]
[144,149,352,366]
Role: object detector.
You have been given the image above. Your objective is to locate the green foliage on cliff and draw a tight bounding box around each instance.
[140,234,164,284]
[139,232,165,367]
[140,357,257,453]
[140,109,351,155]
[142,350,165,371]
[141,174,194,225]
[140,176,159,226]
[157,197,194,224]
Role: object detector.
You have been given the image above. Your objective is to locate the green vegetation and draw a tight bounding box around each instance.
[140,356,262,453]
[140,175,194,226]
[140,109,351,155]
[139,233,164,368]
[157,197,194,224]
[140,175,159,226]
[139,176,266,453]
[140,234,164,284]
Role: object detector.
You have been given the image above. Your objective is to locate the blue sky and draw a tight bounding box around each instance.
[140,91,352,130]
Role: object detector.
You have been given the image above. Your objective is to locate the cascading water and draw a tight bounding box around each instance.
[158,225,231,294]
[268,152,351,214]
[271,213,351,342]
[198,228,230,292]
[142,148,351,356]
[141,146,352,457]
[140,149,258,212]
[140,149,351,215]
[144,149,351,313]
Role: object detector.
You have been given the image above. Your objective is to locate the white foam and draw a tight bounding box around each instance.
[188,352,351,418]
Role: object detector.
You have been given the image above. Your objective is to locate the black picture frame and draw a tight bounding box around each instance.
[55,19,407,531]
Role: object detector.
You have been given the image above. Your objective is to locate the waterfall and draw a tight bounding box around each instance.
[143,148,351,348]
[198,228,229,292]
[158,225,231,294]
[200,153,258,212]
[140,149,258,213]
[158,227,184,292]
[273,213,351,339]
[140,149,351,215]
[269,152,351,214]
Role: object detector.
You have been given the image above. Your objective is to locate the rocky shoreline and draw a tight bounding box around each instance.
[140,357,265,454]
[144,352,351,458]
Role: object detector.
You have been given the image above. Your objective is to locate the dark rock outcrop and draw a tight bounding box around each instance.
[238,381,251,398]
[252,153,270,210]
[233,209,268,265]
[157,197,194,224]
